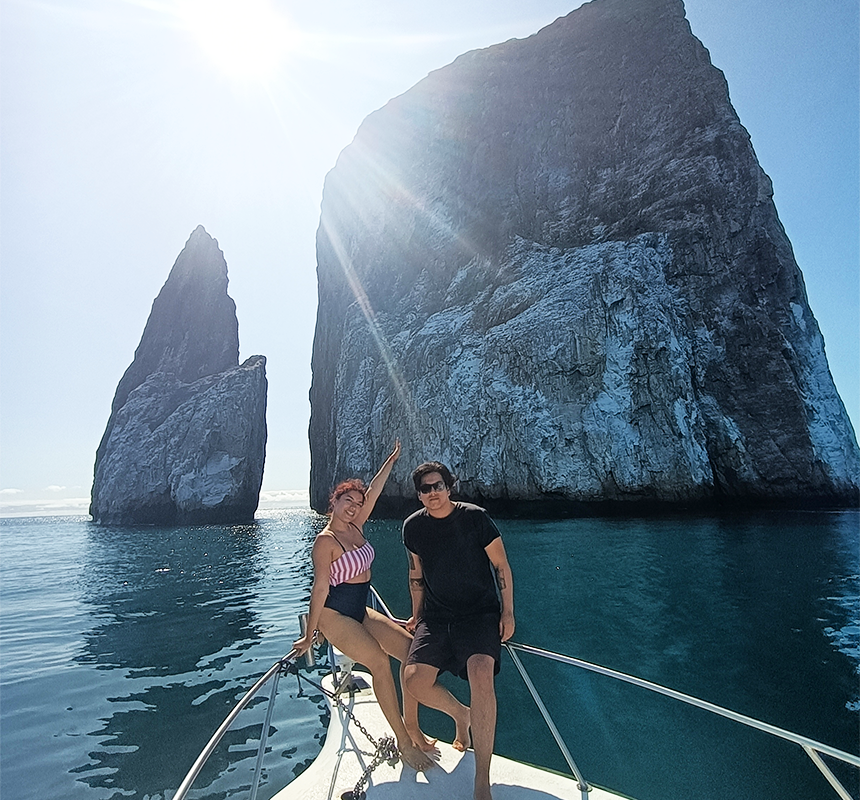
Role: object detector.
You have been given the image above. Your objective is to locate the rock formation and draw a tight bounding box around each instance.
[308,0,860,514]
[91,226,267,525]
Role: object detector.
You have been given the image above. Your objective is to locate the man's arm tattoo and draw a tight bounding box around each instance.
[494,566,507,590]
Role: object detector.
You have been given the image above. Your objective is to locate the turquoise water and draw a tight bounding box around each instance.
[1,510,857,800]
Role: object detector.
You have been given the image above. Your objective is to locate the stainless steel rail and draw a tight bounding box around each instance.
[172,592,859,800]
[505,641,860,800]
[172,648,298,800]
[368,584,403,622]
[505,644,591,800]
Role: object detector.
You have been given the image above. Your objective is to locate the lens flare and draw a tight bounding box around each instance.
[177,0,294,81]
[319,216,424,439]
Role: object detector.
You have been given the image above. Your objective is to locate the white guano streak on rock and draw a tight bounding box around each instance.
[788,301,859,483]
[333,234,723,501]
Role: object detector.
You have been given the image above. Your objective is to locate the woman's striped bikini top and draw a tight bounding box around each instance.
[329,528,375,586]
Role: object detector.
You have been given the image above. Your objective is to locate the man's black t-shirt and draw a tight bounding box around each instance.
[402,502,501,622]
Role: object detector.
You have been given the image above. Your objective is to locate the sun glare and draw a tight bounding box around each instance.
[177,0,294,81]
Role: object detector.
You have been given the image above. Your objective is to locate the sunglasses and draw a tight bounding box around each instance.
[418,480,447,495]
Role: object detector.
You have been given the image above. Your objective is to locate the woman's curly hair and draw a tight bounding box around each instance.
[328,479,367,513]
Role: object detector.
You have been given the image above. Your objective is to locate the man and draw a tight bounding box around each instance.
[402,461,515,800]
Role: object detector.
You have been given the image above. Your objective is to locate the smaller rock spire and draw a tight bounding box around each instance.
[91,228,267,525]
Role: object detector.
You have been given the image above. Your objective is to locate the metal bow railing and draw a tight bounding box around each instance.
[172,648,299,800]
[504,641,860,800]
[172,589,860,800]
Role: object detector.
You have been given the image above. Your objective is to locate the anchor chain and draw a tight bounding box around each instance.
[343,734,399,800]
[284,661,401,799]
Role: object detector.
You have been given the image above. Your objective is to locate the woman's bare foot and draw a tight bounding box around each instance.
[452,707,471,752]
[398,740,434,772]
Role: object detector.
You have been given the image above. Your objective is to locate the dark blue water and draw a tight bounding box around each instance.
[1,510,857,800]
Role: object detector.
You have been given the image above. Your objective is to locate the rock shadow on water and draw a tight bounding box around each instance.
[71,521,267,797]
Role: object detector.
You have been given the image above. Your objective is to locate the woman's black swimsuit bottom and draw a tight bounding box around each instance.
[324,580,370,623]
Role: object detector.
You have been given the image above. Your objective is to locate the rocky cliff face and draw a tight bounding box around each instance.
[91,227,267,524]
[309,0,860,513]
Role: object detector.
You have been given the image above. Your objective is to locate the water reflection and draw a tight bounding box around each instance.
[61,510,858,800]
[73,523,266,797]
[292,512,327,589]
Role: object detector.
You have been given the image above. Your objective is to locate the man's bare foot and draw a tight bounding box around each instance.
[452,707,471,752]
[474,782,493,800]
[398,740,434,772]
[407,725,439,753]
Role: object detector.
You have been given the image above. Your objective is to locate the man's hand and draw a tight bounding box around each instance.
[500,610,515,642]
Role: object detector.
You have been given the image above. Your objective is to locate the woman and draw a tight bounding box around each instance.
[292,441,470,771]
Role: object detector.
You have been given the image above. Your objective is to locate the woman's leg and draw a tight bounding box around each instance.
[363,608,471,751]
[360,609,435,750]
[319,607,432,771]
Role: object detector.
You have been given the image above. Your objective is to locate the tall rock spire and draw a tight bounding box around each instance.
[309,0,859,513]
[91,227,267,525]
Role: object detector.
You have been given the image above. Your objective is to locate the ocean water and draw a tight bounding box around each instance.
[0,509,857,800]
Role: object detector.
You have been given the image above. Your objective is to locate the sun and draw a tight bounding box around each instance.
[177,0,295,82]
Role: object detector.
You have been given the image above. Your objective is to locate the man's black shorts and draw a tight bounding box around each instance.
[406,611,501,680]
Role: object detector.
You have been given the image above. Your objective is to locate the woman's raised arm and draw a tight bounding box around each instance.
[353,439,400,526]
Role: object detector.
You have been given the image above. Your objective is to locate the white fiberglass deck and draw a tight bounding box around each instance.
[275,671,632,800]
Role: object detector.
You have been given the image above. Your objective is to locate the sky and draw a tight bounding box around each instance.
[1,0,857,516]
